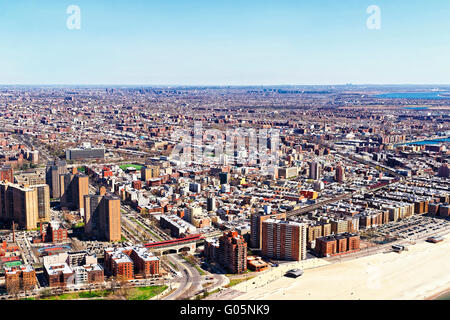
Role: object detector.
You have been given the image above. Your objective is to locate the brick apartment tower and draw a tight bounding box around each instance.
[31,184,50,223]
[250,211,287,249]
[0,182,39,230]
[60,173,89,214]
[84,188,121,241]
[309,161,322,180]
[45,160,67,198]
[218,231,247,274]
[335,164,345,183]
[262,219,307,261]
[141,165,160,182]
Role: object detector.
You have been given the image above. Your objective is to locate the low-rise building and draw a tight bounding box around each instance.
[104,246,160,280]
[5,265,37,292]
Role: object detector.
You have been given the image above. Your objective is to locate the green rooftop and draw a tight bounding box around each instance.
[5,261,23,268]
[119,164,143,171]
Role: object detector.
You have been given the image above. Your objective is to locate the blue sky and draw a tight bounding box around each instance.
[0,0,449,85]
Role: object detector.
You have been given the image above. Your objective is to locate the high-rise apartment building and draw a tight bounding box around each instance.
[141,165,160,182]
[101,195,121,242]
[0,182,38,230]
[261,219,307,261]
[250,211,287,249]
[60,173,89,214]
[30,184,50,223]
[330,219,348,234]
[309,161,322,180]
[217,231,247,274]
[184,205,202,223]
[84,189,121,241]
[45,160,67,199]
[141,166,151,181]
[307,224,322,247]
[335,164,345,183]
[207,195,216,212]
[219,172,230,185]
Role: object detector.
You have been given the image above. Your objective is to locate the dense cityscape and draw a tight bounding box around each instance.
[0,85,448,300]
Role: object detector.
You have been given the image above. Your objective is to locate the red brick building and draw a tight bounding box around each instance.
[104,246,160,280]
[218,231,247,274]
[315,236,337,257]
[261,219,307,261]
[250,211,287,249]
[0,165,13,183]
[315,233,360,257]
[335,235,348,253]
[44,263,74,287]
[0,241,19,256]
[104,249,134,280]
[41,222,68,243]
[132,180,142,190]
[127,247,160,278]
[5,265,37,292]
[347,234,361,251]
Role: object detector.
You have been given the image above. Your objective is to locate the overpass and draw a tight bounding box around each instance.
[337,152,404,179]
[286,192,355,217]
[313,138,404,179]
[145,234,204,255]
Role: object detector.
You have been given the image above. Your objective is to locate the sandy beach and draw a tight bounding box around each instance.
[232,234,450,300]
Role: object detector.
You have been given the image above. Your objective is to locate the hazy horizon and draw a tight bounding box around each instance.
[1,84,450,88]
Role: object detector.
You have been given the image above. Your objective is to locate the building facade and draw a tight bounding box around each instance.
[0,182,39,230]
[45,160,67,199]
[261,219,307,261]
[60,173,89,214]
[250,211,287,249]
[217,231,247,274]
[5,265,37,292]
[84,190,121,241]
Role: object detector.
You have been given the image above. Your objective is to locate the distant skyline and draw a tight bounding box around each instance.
[1,0,450,85]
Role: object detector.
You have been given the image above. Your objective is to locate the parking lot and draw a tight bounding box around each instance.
[80,240,124,256]
[375,215,450,240]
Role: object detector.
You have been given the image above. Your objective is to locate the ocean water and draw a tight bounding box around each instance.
[376,92,450,99]
[403,107,429,110]
[405,138,450,145]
